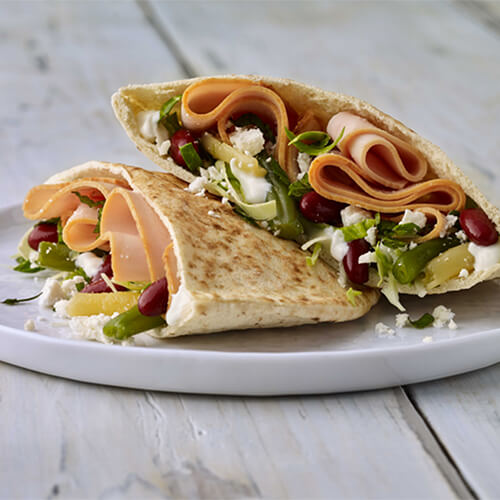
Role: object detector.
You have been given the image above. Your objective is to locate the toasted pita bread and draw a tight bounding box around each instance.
[27,161,379,337]
[112,75,500,296]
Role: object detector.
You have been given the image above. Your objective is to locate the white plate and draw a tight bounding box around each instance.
[1,205,499,395]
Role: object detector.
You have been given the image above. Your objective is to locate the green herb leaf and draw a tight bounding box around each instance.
[288,173,312,199]
[306,242,322,267]
[180,143,202,174]
[409,313,434,329]
[285,127,345,156]
[377,219,397,237]
[72,191,104,208]
[159,95,182,120]
[2,291,42,305]
[381,237,408,249]
[341,218,377,242]
[13,256,45,274]
[391,222,420,238]
[346,287,363,306]
[93,207,103,234]
[234,113,275,142]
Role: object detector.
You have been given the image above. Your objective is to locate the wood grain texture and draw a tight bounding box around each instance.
[0,363,467,499]
[0,0,183,209]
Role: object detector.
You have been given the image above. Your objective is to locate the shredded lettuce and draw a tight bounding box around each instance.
[306,242,322,267]
[381,272,406,312]
[346,287,362,306]
[341,217,378,242]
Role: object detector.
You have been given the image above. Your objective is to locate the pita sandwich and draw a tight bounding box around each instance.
[112,75,500,309]
[20,161,378,340]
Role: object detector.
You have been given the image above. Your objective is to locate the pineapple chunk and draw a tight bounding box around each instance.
[65,291,140,317]
[423,243,474,289]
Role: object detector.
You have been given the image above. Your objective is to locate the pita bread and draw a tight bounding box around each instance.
[112,75,500,296]
[32,161,378,337]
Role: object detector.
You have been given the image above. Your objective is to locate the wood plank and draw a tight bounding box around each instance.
[0,0,184,209]
[0,363,466,499]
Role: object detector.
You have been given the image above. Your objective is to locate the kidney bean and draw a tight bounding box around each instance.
[459,208,498,246]
[299,191,343,224]
[169,129,200,167]
[343,239,370,284]
[28,223,59,250]
[138,277,168,317]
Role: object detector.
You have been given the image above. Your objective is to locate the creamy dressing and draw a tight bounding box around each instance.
[166,283,194,326]
[330,229,349,261]
[468,241,500,271]
[229,158,271,204]
[136,110,170,155]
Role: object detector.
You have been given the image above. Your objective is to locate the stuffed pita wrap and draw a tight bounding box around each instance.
[112,75,500,310]
[19,161,378,341]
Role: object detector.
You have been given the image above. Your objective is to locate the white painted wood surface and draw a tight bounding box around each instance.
[1,0,499,497]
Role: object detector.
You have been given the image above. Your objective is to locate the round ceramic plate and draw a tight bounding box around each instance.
[1,205,499,395]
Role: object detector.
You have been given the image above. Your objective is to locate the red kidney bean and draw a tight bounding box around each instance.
[91,254,112,282]
[138,277,168,317]
[81,278,126,294]
[459,208,498,246]
[299,191,343,224]
[343,239,370,284]
[169,129,200,167]
[28,223,59,250]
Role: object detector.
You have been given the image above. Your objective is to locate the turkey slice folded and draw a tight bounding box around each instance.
[23,161,378,338]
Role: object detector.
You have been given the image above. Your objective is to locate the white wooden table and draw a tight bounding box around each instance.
[2,1,500,497]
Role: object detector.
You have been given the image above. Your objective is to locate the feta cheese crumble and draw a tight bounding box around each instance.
[24,319,36,331]
[207,210,221,218]
[375,322,395,337]
[422,336,433,343]
[185,176,207,195]
[229,127,265,157]
[456,230,468,243]
[297,152,312,174]
[75,252,103,279]
[468,241,500,271]
[432,305,456,329]
[440,214,458,238]
[395,313,409,328]
[365,226,377,246]
[330,229,349,261]
[39,278,67,308]
[400,209,427,228]
[358,251,377,265]
[340,205,372,227]
[69,313,122,344]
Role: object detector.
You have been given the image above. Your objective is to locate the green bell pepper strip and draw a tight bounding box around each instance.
[37,242,76,272]
[103,305,166,340]
[392,237,460,284]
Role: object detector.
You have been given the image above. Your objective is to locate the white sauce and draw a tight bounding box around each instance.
[136,110,170,155]
[166,284,193,326]
[229,158,271,204]
[330,229,349,261]
[75,252,103,279]
[468,241,500,271]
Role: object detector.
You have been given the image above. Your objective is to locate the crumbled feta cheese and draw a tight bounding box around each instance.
[185,176,207,194]
[221,197,230,205]
[39,278,66,308]
[458,268,469,278]
[456,230,468,243]
[297,152,312,174]
[194,189,206,197]
[340,205,372,227]
[409,241,418,250]
[448,319,458,330]
[375,322,395,337]
[358,251,377,264]
[440,214,458,237]
[24,319,36,331]
[61,276,85,298]
[69,313,126,344]
[432,305,455,329]
[401,209,427,228]
[157,139,171,156]
[75,252,103,279]
[414,281,428,298]
[395,313,409,328]
[53,299,70,318]
[207,210,221,218]
[229,127,265,157]
[330,229,349,261]
[468,241,500,271]
[365,226,377,246]
[422,336,433,343]
[229,158,271,203]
